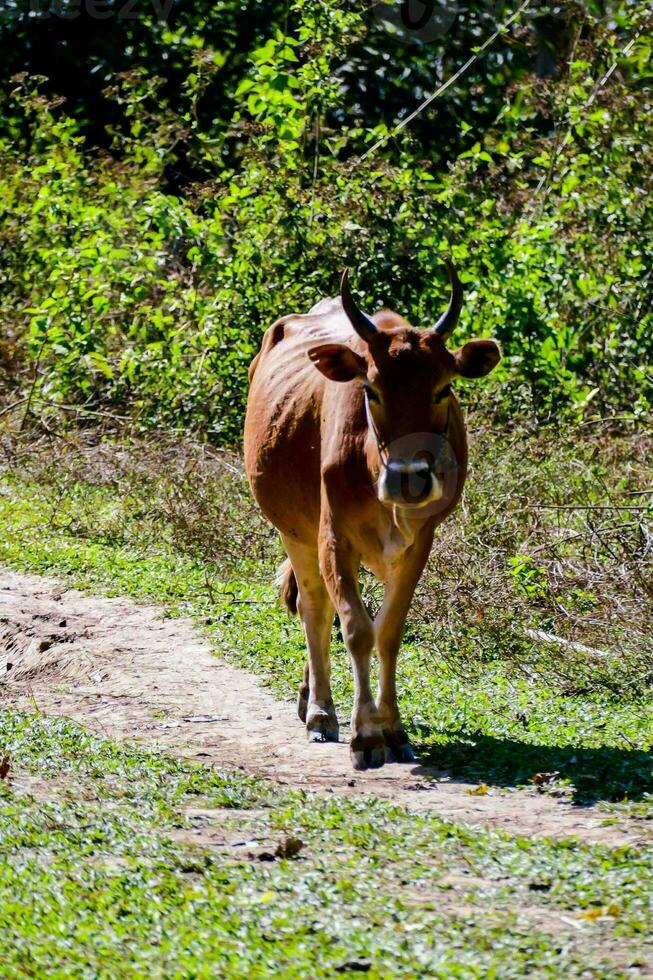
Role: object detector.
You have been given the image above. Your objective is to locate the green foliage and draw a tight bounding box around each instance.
[508,554,550,601]
[0,1,652,436]
[0,0,560,169]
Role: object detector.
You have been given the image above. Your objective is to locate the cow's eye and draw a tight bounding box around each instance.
[364,386,380,404]
[434,385,451,404]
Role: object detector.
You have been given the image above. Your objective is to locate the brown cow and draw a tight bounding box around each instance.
[244,262,500,769]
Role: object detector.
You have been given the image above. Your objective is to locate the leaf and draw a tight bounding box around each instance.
[275,836,304,859]
[581,903,620,921]
[581,907,604,921]
[467,783,490,795]
[87,352,114,379]
[532,772,557,786]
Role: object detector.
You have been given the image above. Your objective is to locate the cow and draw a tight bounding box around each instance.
[244,262,501,770]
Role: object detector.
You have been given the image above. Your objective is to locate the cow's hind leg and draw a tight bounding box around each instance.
[282,537,338,743]
[297,661,309,723]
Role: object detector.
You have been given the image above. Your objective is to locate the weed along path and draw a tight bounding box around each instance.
[0,568,647,848]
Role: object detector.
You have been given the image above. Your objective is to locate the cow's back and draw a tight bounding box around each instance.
[244,301,357,544]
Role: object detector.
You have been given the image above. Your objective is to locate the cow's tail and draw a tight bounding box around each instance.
[276,558,298,615]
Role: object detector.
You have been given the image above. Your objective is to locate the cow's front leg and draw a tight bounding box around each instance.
[375,639,413,763]
[375,541,432,763]
[344,604,385,770]
[375,620,413,762]
[320,539,385,770]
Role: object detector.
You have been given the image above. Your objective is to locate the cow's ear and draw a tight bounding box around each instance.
[307,344,367,382]
[453,339,501,379]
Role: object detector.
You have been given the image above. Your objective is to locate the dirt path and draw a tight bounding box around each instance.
[1,569,649,847]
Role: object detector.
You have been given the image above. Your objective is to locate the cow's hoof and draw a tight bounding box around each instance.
[306,706,339,744]
[383,729,415,763]
[350,735,386,771]
[308,726,339,744]
[385,741,415,763]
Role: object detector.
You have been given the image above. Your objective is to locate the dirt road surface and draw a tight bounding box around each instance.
[2,568,649,847]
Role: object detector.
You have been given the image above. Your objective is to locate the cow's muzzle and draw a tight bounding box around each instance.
[377,458,444,508]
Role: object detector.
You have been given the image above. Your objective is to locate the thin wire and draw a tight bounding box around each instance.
[533,13,651,196]
[308,113,320,227]
[357,0,533,163]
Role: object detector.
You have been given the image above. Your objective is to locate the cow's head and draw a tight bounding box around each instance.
[307,262,501,510]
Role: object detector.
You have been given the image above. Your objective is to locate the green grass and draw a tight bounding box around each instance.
[1,709,652,977]
[1,471,651,812]
[1,437,653,973]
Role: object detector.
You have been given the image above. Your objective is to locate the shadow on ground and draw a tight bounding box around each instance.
[413,729,653,804]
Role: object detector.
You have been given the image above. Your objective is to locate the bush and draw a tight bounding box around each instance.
[0,1,651,438]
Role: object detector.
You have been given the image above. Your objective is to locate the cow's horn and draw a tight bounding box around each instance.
[433,258,464,339]
[340,269,377,344]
